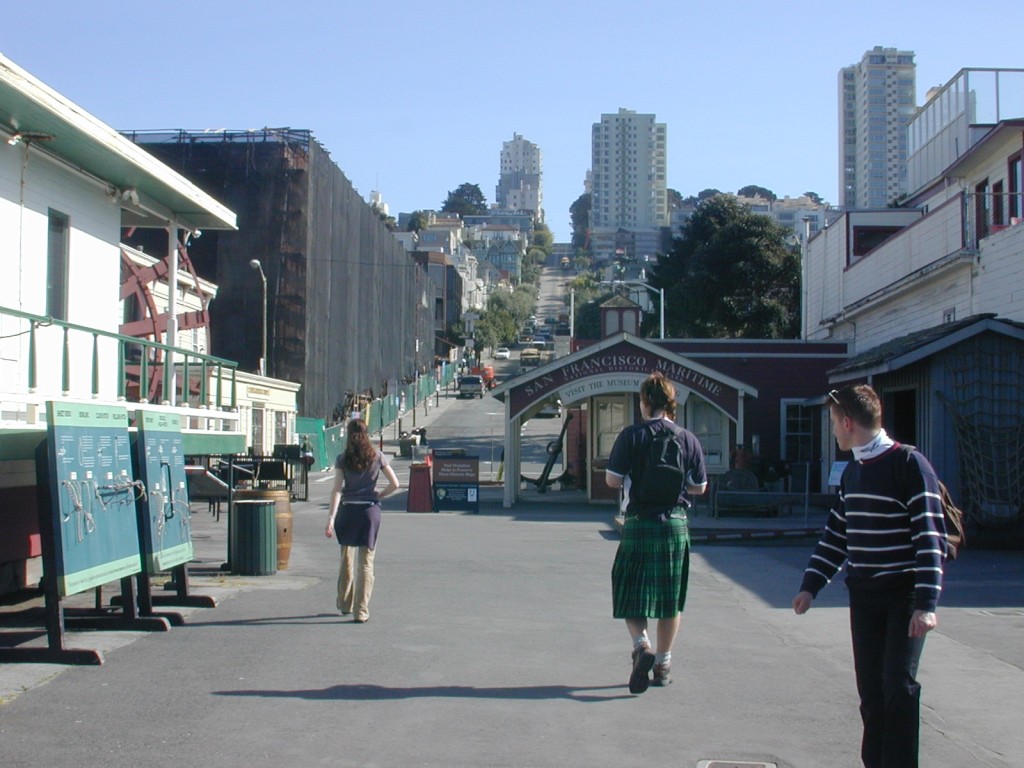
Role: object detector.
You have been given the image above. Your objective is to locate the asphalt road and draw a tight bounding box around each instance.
[2,473,1022,768]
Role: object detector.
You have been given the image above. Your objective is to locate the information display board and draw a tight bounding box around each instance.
[432,450,480,513]
[133,409,193,573]
[43,401,143,596]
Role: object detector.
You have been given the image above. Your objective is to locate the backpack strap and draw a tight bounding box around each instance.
[891,442,916,506]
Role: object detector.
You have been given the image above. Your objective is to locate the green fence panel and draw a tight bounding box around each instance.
[324,422,345,464]
[367,399,382,435]
[296,416,327,471]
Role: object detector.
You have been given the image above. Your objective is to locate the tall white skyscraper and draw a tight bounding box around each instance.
[590,108,668,230]
[496,133,543,220]
[839,47,917,209]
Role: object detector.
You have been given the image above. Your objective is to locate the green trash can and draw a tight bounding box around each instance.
[232,500,277,575]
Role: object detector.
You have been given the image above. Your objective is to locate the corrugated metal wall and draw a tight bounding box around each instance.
[129,130,435,422]
[304,141,434,421]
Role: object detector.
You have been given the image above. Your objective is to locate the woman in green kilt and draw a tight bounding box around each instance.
[605,372,708,694]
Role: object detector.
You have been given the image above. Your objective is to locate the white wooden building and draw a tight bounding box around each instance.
[801,69,1024,536]
[0,54,245,591]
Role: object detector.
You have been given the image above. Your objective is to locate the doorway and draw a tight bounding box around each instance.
[589,394,630,502]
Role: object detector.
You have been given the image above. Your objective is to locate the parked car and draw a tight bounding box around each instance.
[494,347,511,360]
[458,375,485,399]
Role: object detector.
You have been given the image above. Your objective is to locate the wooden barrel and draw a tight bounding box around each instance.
[234,488,293,570]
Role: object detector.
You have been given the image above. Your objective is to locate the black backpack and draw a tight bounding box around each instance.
[635,424,686,508]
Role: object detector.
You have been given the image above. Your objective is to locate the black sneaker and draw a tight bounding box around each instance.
[629,646,655,694]
[651,663,672,686]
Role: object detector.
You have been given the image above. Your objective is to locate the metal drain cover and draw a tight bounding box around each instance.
[697,762,778,768]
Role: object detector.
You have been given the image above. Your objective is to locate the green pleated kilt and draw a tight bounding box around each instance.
[611,512,691,619]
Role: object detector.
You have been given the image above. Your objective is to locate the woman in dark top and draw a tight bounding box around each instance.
[325,418,399,623]
[605,372,708,694]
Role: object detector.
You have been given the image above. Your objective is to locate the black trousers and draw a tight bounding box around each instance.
[848,583,926,768]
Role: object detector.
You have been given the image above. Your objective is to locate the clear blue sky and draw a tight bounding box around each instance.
[1,1,1013,241]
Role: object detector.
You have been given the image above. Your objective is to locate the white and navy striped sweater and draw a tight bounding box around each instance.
[800,445,946,612]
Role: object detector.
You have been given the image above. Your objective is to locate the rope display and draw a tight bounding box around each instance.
[942,341,1024,528]
[60,476,150,542]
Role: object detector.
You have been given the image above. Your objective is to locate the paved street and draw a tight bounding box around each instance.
[1,390,1022,768]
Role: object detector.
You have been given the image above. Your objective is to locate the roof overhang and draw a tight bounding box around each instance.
[829,316,1024,383]
[0,54,236,232]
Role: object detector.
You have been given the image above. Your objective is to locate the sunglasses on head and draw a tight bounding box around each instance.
[827,389,852,418]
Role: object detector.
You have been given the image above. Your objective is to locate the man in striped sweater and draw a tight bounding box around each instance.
[793,384,947,768]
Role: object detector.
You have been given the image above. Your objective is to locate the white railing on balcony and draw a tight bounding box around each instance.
[0,305,240,431]
[842,196,971,310]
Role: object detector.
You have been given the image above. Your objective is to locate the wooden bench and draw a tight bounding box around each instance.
[714,490,836,519]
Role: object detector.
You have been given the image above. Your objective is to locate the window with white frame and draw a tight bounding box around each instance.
[251,407,265,455]
[595,396,626,457]
[274,410,289,446]
[687,398,725,468]
[781,399,814,463]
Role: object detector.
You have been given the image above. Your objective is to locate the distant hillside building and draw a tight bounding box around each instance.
[734,194,843,242]
[495,133,543,221]
[589,108,668,260]
[838,46,917,209]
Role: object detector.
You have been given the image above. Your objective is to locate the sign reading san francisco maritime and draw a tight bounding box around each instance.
[509,339,740,420]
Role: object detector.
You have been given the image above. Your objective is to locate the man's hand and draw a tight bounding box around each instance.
[909,610,937,637]
[792,591,814,615]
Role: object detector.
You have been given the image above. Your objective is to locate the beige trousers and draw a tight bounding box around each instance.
[336,546,375,621]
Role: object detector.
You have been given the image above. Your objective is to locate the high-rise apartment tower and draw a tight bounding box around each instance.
[496,133,543,220]
[590,108,668,230]
[838,47,917,209]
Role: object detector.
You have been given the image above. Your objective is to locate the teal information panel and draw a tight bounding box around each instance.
[44,401,142,596]
[133,409,194,573]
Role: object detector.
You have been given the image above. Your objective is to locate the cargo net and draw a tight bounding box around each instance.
[940,343,1024,528]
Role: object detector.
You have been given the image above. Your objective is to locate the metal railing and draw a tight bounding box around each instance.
[326,363,458,450]
[0,305,239,423]
[965,191,1024,248]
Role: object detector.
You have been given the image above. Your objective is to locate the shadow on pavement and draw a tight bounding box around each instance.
[189,613,346,627]
[214,682,633,702]
[697,542,1024,610]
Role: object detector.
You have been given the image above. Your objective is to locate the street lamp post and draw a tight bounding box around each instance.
[249,259,267,375]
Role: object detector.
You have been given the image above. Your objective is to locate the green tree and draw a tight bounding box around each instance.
[520,247,552,286]
[478,286,534,346]
[531,221,553,254]
[371,204,398,232]
[474,312,514,351]
[652,195,800,339]
[520,259,541,286]
[803,191,824,205]
[573,249,592,273]
[667,188,685,210]
[681,188,723,207]
[512,285,536,324]
[441,183,487,217]
[736,184,777,201]
[569,193,591,251]
[564,273,612,340]
[406,210,430,232]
